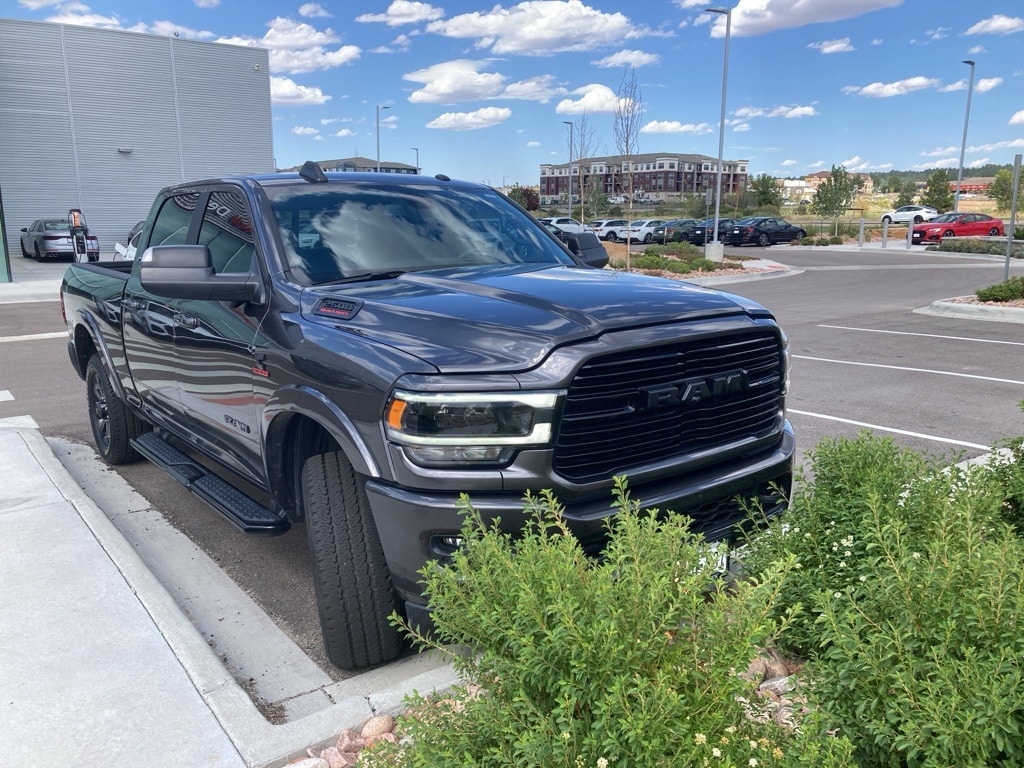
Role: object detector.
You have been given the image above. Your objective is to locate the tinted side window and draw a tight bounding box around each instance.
[149,191,200,248]
[198,189,256,273]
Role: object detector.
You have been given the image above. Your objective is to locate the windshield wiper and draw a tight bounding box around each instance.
[317,270,406,285]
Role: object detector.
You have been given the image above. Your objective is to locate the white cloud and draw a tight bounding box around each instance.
[808,38,854,54]
[921,145,959,157]
[1011,110,1024,126]
[500,75,568,103]
[925,27,949,41]
[335,128,357,137]
[968,45,986,54]
[217,17,361,74]
[733,123,751,132]
[848,76,940,97]
[404,60,506,103]
[299,3,331,17]
[426,1,646,55]
[356,0,443,26]
[292,126,319,135]
[708,0,903,38]
[320,118,337,125]
[527,140,541,147]
[967,158,991,168]
[555,84,621,114]
[733,104,818,119]
[641,120,713,134]
[194,0,219,8]
[976,77,1003,93]
[426,106,512,131]
[780,159,797,167]
[965,14,1024,35]
[592,49,660,68]
[270,76,331,105]
[871,38,884,45]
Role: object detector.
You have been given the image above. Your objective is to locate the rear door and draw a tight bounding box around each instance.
[122,189,201,424]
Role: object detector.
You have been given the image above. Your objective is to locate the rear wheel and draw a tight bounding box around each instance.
[643,233,652,244]
[882,216,893,225]
[302,451,403,670]
[33,243,41,260]
[86,354,145,464]
[913,216,924,224]
[757,233,770,247]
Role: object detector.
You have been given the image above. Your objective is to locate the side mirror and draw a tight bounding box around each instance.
[564,231,609,269]
[139,245,262,303]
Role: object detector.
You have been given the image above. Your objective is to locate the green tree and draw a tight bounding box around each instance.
[884,172,903,195]
[811,165,858,234]
[989,167,1022,212]
[894,188,916,208]
[920,169,954,213]
[506,184,539,211]
[749,173,783,208]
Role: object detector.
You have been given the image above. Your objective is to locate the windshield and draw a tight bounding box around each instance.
[265,182,575,285]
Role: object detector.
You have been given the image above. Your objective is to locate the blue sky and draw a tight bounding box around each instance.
[6,0,1024,186]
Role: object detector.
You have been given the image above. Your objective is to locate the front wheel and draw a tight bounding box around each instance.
[20,241,31,258]
[882,216,893,225]
[795,230,806,241]
[86,354,145,464]
[943,229,955,240]
[989,227,1000,236]
[302,451,403,670]
[606,232,618,243]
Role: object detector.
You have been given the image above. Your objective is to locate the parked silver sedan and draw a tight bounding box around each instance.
[20,218,100,261]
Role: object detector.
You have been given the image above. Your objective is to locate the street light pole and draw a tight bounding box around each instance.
[954,59,975,212]
[562,120,574,217]
[375,104,390,172]
[706,7,731,257]
[410,147,419,174]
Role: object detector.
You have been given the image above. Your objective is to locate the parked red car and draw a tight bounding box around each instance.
[912,213,1004,245]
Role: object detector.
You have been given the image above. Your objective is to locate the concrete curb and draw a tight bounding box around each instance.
[26,430,460,768]
[914,297,1024,325]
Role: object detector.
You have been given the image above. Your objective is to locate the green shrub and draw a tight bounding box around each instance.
[737,434,942,656]
[799,237,814,246]
[631,253,667,270]
[828,236,843,245]
[663,259,692,274]
[691,258,721,272]
[813,237,831,247]
[976,276,1024,302]
[812,465,1024,767]
[373,481,854,767]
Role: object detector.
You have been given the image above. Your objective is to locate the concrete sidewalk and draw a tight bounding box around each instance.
[0,427,458,767]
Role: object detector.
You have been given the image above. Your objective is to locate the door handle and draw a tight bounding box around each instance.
[174,313,199,329]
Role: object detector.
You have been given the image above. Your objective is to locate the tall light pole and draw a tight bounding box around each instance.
[562,120,574,216]
[954,59,975,212]
[411,146,419,174]
[706,7,732,253]
[375,104,390,172]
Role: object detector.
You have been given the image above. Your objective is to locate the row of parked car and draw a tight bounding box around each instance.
[572,216,810,247]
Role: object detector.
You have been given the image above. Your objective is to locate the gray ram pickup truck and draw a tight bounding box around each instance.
[60,162,794,669]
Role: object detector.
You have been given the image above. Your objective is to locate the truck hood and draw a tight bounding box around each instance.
[301,264,768,372]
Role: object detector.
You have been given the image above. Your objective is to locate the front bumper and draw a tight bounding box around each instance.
[365,423,795,611]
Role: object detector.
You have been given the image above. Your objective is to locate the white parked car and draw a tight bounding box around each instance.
[586,218,630,242]
[880,205,937,225]
[628,218,666,244]
[538,216,583,234]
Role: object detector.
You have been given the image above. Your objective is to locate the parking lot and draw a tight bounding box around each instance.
[1,243,1022,724]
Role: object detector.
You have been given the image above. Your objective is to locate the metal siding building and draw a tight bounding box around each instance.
[0,18,273,259]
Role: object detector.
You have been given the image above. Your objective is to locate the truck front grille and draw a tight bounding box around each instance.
[552,331,784,483]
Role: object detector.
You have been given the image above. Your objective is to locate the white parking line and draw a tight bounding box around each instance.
[793,355,1024,386]
[0,332,66,344]
[819,324,1024,347]
[0,415,39,429]
[788,409,990,451]
[0,390,12,402]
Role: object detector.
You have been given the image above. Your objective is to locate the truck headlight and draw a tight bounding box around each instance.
[385,390,560,465]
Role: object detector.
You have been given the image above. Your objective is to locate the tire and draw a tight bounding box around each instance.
[943,230,955,239]
[86,354,145,464]
[882,216,892,225]
[795,230,806,241]
[606,232,618,243]
[302,451,403,670]
[757,233,770,247]
[989,227,1000,236]
[913,216,924,224]
[33,243,41,260]
[643,233,652,244]
[20,240,31,258]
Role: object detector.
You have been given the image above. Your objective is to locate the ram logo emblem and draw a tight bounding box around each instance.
[638,370,749,411]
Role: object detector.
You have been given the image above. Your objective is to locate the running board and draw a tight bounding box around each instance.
[131,432,289,536]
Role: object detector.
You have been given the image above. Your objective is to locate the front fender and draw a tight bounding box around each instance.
[263,384,381,481]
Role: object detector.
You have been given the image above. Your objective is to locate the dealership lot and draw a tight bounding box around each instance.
[1,244,1022,732]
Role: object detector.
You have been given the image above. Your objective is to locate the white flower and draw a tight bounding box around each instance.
[597,758,609,768]
[712,747,722,758]
[749,759,759,767]
[695,733,707,745]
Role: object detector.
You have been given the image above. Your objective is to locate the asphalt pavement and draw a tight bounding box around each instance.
[0,244,1019,768]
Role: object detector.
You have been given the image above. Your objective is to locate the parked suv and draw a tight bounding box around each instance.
[880,205,937,225]
[539,216,583,234]
[587,218,630,242]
